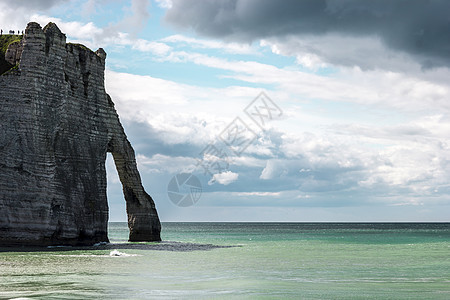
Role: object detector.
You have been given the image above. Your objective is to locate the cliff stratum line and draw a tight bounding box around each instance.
[0,22,161,246]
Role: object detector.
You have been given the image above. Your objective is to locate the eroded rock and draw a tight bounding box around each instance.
[0,22,161,246]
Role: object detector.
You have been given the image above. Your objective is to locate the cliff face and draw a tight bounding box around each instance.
[0,22,161,246]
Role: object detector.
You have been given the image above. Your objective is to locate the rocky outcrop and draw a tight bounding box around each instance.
[0,22,161,246]
[5,39,23,66]
[0,34,23,75]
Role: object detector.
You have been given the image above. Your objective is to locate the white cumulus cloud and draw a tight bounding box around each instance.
[208,171,239,186]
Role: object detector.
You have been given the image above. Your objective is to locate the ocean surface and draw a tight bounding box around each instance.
[1,222,449,299]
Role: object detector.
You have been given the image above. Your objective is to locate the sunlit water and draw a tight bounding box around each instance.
[1,223,449,299]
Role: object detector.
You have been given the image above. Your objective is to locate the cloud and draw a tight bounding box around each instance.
[0,0,66,31]
[156,49,450,113]
[259,35,413,71]
[104,69,271,147]
[136,154,197,173]
[109,0,150,37]
[16,5,450,116]
[103,65,450,205]
[155,0,172,9]
[234,191,281,197]
[162,34,255,54]
[132,39,172,55]
[27,14,168,56]
[1,1,152,51]
[165,0,450,68]
[31,14,103,38]
[81,0,97,17]
[208,171,239,185]
[2,0,68,10]
[106,154,120,184]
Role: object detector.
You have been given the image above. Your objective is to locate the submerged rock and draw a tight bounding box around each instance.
[0,22,161,246]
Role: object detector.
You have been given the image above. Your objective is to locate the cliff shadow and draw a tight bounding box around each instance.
[0,241,239,253]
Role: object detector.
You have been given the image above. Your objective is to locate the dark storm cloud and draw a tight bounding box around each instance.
[165,0,450,67]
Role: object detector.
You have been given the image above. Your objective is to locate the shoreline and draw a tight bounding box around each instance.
[0,241,238,253]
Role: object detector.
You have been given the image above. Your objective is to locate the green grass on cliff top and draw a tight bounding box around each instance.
[0,34,23,56]
[0,35,22,75]
[67,42,96,54]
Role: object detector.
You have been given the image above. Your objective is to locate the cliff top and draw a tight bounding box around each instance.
[0,22,106,76]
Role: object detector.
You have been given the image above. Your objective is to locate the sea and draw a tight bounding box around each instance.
[0,222,449,299]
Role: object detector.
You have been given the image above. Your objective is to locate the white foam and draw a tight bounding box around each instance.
[109,249,136,257]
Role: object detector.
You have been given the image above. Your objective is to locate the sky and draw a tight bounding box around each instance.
[1,0,450,222]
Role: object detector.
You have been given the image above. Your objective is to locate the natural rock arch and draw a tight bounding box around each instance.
[0,22,160,246]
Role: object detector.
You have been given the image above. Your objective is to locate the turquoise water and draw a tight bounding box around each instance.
[1,222,449,299]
